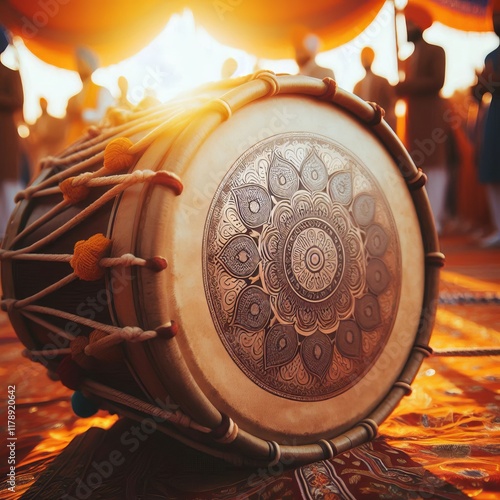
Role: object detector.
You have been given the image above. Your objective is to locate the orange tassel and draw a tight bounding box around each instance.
[70,335,97,370]
[103,137,135,172]
[60,177,90,204]
[87,330,123,363]
[70,233,112,281]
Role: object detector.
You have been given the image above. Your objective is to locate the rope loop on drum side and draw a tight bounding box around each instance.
[366,102,385,126]
[317,439,335,459]
[359,418,379,440]
[206,98,232,121]
[407,168,427,191]
[0,298,16,314]
[83,326,158,358]
[425,252,446,268]
[413,344,434,358]
[268,441,282,467]
[393,381,413,396]
[320,77,338,100]
[210,413,239,444]
[255,71,280,97]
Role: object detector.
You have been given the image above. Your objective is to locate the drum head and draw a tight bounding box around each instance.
[113,92,424,443]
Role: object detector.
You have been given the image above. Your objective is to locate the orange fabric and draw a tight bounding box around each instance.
[70,233,112,281]
[408,0,494,32]
[0,0,495,69]
[189,0,387,59]
[405,3,434,30]
[59,176,90,204]
[0,0,185,69]
[103,137,135,172]
[0,0,387,65]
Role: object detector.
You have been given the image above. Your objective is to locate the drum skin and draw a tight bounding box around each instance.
[0,73,443,466]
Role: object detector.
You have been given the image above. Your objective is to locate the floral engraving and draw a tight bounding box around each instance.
[203,134,401,401]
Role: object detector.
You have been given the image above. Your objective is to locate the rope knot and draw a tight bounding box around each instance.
[152,171,183,195]
[321,77,337,100]
[88,330,123,362]
[0,298,16,313]
[104,137,135,173]
[121,326,157,342]
[60,177,91,204]
[256,71,280,97]
[130,170,153,182]
[118,253,138,266]
[71,233,112,281]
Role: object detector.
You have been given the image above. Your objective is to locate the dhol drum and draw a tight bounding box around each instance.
[1,73,443,467]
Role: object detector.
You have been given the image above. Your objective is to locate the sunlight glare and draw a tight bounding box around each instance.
[8,1,499,124]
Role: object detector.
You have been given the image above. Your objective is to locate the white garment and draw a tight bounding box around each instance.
[0,180,23,243]
[424,166,449,235]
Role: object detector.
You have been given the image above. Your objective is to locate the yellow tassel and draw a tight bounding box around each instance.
[103,137,134,172]
[60,177,90,204]
[70,233,112,281]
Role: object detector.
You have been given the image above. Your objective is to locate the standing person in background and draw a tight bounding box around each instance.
[295,34,335,81]
[116,76,133,109]
[65,47,113,145]
[221,57,238,79]
[354,46,397,130]
[0,26,24,243]
[477,10,500,247]
[29,97,67,175]
[396,4,451,235]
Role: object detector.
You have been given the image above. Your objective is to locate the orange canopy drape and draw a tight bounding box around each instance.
[0,0,186,69]
[407,0,495,32]
[188,0,387,59]
[0,0,387,68]
[1,0,496,70]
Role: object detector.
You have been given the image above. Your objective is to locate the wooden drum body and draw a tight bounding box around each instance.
[0,73,443,466]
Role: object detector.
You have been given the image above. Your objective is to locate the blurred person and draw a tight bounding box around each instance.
[396,4,451,235]
[221,57,238,79]
[116,75,132,109]
[295,34,335,80]
[353,46,397,130]
[29,97,67,175]
[65,47,113,145]
[477,10,500,247]
[0,26,24,242]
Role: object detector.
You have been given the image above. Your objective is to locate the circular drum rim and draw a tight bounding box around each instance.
[108,73,443,465]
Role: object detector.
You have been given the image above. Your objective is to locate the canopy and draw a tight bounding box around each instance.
[0,0,186,69]
[0,0,497,70]
[0,0,386,68]
[407,0,495,32]
[188,0,387,59]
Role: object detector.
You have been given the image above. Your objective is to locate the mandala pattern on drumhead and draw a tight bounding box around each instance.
[203,133,401,401]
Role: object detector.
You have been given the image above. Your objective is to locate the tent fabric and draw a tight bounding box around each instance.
[0,0,497,70]
[0,0,186,69]
[407,0,494,32]
[188,0,387,59]
[0,0,386,68]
